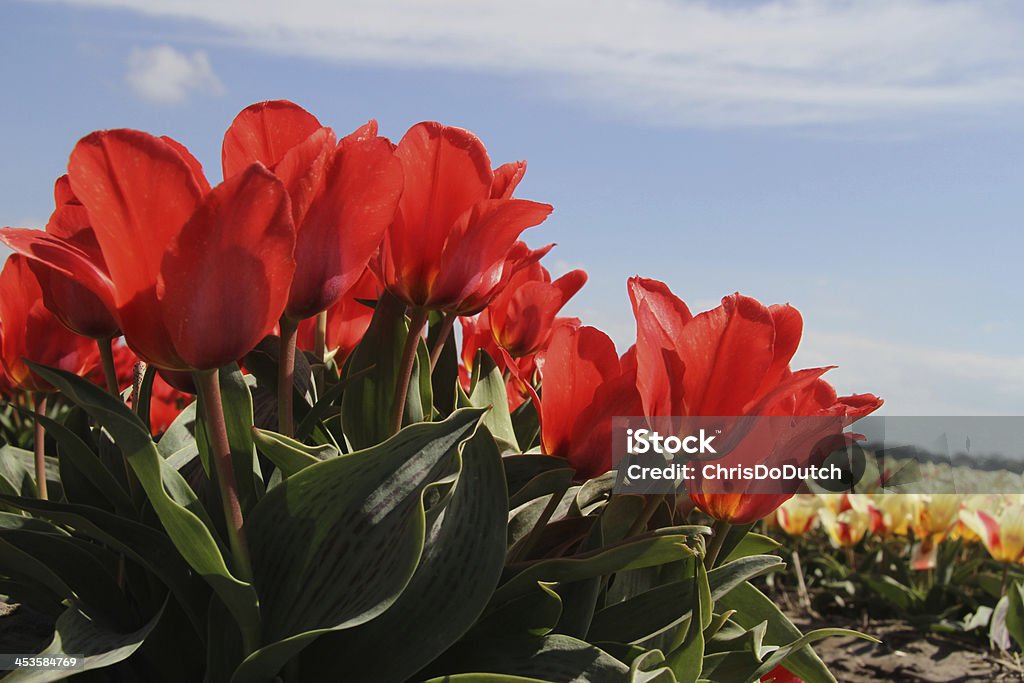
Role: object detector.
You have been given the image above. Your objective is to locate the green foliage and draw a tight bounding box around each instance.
[0,301,858,681]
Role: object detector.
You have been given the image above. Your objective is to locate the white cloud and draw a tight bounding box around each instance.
[794,330,1024,416]
[125,45,224,104]
[51,0,1024,125]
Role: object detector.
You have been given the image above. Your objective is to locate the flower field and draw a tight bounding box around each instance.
[0,100,1017,682]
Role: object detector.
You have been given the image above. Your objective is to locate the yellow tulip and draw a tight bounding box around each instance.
[960,502,1024,565]
[776,495,820,537]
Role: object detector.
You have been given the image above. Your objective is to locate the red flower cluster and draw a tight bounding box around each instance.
[1,98,880,526]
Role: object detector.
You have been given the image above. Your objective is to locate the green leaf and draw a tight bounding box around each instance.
[428,311,459,418]
[715,582,836,683]
[504,454,572,496]
[468,350,518,452]
[302,426,509,683]
[471,581,565,640]
[24,362,259,643]
[422,675,550,683]
[341,293,417,449]
[509,467,576,508]
[722,533,781,563]
[744,628,879,683]
[230,409,485,682]
[35,412,135,517]
[511,397,540,452]
[1005,581,1024,650]
[629,650,678,683]
[293,364,375,441]
[1,600,165,683]
[588,555,783,644]
[427,634,630,682]
[0,444,35,496]
[252,428,338,478]
[0,529,133,627]
[665,561,707,683]
[0,495,208,635]
[495,528,706,605]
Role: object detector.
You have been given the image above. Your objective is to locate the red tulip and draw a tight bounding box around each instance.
[222,101,403,321]
[527,324,642,479]
[488,259,587,358]
[377,122,553,314]
[0,255,98,393]
[460,309,538,412]
[628,277,882,524]
[296,267,380,366]
[25,176,120,339]
[761,666,802,683]
[0,129,295,372]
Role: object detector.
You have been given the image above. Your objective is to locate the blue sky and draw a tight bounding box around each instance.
[3,0,1024,415]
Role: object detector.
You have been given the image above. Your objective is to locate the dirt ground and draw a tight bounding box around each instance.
[788,609,1024,682]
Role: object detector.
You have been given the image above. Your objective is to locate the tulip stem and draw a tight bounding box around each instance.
[195,370,254,585]
[391,308,429,435]
[33,394,48,500]
[704,519,732,569]
[278,317,299,437]
[792,546,811,610]
[313,310,328,398]
[429,313,456,370]
[97,337,120,396]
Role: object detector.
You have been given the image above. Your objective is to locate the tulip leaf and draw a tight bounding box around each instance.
[1005,582,1024,651]
[471,581,565,640]
[494,527,707,605]
[1,600,166,683]
[722,532,781,563]
[744,628,879,683]
[0,494,208,634]
[504,454,572,495]
[0,529,134,627]
[426,634,630,682]
[24,362,260,643]
[33,412,135,517]
[229,408,484,683]
[293,363,375,441]
[341,292,410,449]
[252,427,339,478]
[428,310,459,418]
[300,425,508,682]
[715,582,836,683]
[468,349,518,452]
[422,676,550,683]
[588,555,783,644]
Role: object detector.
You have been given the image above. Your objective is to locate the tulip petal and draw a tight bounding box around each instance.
[68,129,203,308]
[491,160,526,199]
[158,164,295,370]
[273,126,336,229]
[160,135,213,194]
[536,324,620,458]
[387,122,493,299]
[678,293,775,415]
[430,199,553,312]
[222,100,323,179]
[286,135,402,320]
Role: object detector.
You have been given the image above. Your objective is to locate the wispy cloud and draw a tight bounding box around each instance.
[795,330,1024,416]
[52,0,1024,125]
[125,44,224,104]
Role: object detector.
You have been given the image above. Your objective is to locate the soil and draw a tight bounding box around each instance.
[788,608,1024,682]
